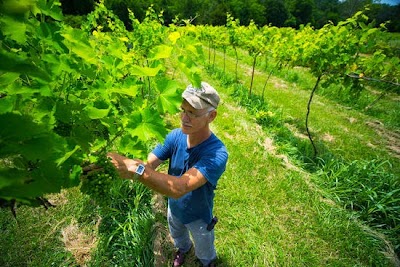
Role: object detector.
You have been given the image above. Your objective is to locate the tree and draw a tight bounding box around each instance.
[201,0,230,25]
[365,3,400,32]
[59,0,95,15]
[264,0,289,27]
[229,0,266,25]
[290,0,315,27]
[314,0,341,28]
[339,0,373,18]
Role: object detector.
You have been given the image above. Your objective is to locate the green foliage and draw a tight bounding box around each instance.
[316,158,400,252]
[0,0,186,206]
[0,114,77,204]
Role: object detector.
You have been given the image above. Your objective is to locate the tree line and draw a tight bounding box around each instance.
[60,0,400,32]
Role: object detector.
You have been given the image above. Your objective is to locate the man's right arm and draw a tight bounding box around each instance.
[107,152,208,199]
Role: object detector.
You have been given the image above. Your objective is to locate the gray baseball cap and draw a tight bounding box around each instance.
[182,82,220,109]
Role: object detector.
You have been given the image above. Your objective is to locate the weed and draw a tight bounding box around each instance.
[316,158,400,255]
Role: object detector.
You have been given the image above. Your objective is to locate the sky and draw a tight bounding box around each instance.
[379,0,400,5]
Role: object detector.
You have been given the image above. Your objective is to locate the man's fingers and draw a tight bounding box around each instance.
[82,164,103,175]
[81,168,104,178]
[82,164,100,172]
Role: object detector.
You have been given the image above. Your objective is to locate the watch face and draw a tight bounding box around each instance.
[136,164,145,175]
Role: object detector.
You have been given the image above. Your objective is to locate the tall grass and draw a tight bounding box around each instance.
[315,158,400,255]
[84,180,155,267]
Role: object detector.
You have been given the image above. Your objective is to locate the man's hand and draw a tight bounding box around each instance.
[107,152,145,180]
[81,163,103,179]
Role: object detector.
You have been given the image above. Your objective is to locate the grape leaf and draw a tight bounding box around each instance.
[130,65,162,77]
[0,97,13,114]
[36,0,63,21]
[149,45,173,60]
[155,78,181,114]
[0,159,65,199]
[56,145,80,167]
[168,31,181,44]
[126,108,167,142]
[62,27,97,65]
[0,15,27,43]
[0,51,52,82]
[85,106,110,119]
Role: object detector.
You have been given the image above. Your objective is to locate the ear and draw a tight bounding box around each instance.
[208,110,217,122]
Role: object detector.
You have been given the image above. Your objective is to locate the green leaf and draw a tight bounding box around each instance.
[168,31,181,44]
[155,78,181,114]
[127,108,167,142]
[0,51,52,82]
[108,84,139,97]
[62,27,97,65]
[85,106,110,119]
[0,72,20,87]
[0,113,48,146]
[0,0,36,17]
[0,15,27,43]
[130,65,162,77]
[36,0,63,21]
[56,145,80,167]
[0,159,65,199]
[0,97,14,114]
[177,55,202,88]
[0,113,66,160]
[0,167,27,190]
[149,45,173,60]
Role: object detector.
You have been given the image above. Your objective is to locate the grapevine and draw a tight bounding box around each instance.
[80,152,120,207]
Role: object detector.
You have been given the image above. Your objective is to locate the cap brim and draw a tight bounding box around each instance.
[182,91,211,109]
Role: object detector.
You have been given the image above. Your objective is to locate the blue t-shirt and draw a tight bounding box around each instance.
[152,128,228,224]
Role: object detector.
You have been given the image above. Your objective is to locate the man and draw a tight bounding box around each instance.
[108,82,228,267]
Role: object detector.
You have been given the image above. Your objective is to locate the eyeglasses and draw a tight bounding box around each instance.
[180,108,215,119]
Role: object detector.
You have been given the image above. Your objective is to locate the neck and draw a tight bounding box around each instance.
[187,128,212,148]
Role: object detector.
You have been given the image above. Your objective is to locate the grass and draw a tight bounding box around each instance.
[1,40,399,266]
[200,68,396,267]
[202,44,399,265]
[0,188,84,267]
[0,180,156,267]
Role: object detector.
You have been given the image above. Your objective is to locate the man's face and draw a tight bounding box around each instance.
[180,100,213,134]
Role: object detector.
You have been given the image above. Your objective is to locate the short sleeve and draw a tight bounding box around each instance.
[151,129,179,161]
[193,145,228,188]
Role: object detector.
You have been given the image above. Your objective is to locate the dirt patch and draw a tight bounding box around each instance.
[261,136,275,153]
[45,189,70,207]
[322,133,335,143]
[61,219,98,266]
[259,136,299,171]
[152,193,174,267]
[284,123,308,140]
[271,77,289,90]
[245,65,264,77]
[366,120,400,159]
[348,117,357,124]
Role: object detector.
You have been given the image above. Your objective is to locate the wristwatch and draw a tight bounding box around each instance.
[135,164,145,176]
